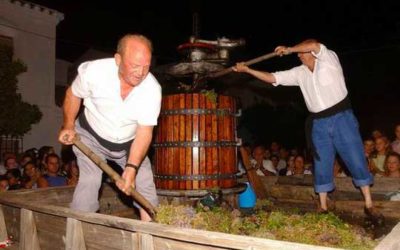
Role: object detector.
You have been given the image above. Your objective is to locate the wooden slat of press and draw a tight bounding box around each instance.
[205,95,213,188]
[173,94,181,190]
[179,94,186,190]
[160,97,168,189]
[199,94,206,189]
[226,96,236,187]
[185,94,193,190]
[218,96,228,188]
[192,94,199,190]
[166,95,174,190]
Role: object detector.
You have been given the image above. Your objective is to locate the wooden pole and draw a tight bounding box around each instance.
[72,135,157,217]
[206,51,278,79]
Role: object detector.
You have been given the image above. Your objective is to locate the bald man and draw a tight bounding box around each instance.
[59,34,161,221]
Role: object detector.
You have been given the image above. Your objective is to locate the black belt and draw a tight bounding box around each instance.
[78,111,133,153]
[305,95,352,160]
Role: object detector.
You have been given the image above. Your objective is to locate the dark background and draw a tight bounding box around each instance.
[30,0,400,148]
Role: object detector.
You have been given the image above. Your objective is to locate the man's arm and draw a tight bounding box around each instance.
[233,63,277,84]
[275,39,321,56]
[58,87,82,145]
[117,125,154,194]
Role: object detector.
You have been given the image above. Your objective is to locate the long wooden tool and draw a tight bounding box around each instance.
[206,51,278,79]
[72,134,157,217]
[239,147,267,199]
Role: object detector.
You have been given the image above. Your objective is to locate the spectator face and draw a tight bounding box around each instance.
[294,156,305,173]
[70,164,79,177]
[6,173,18,186]
[24,163,37,178]
[20,156,33,167]
[375,137,388,153]
[5,157,18,170]
[0,179,8,191]
[252,147,266,162]
[386,155,400,173]
[270,156,279,167]
[46,156,60,174]
[287,156,295,169]
[364,140,375,155]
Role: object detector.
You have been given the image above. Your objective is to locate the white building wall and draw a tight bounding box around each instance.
[0,0,64,153]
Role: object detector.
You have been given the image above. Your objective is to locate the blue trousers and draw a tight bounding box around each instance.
[312,110,373,193]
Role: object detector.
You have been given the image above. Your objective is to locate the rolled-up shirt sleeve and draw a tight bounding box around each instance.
[272,66,302,87]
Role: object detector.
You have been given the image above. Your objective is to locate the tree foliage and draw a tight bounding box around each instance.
[0,45,42,136]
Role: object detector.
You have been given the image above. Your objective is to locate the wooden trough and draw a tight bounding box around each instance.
[0,184,344,250]
[0,180,398,250]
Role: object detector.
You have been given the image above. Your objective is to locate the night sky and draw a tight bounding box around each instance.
[29,0,400,146]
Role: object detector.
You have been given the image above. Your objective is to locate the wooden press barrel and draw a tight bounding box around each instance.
[153,93,239,191]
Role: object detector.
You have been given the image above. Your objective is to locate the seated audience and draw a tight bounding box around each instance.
[251,145,277,176]
[370,136,390,175]
[383,152,400,178]
[66,160,79,187]
[43,153,67,187]
[0,175,8,192]
[6,169,22,190]
[22,161,48,189]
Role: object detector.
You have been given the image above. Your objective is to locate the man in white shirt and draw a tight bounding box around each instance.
[58,34,161,221]
[234,39,380,218]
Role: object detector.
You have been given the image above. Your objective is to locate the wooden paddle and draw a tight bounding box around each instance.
[72,134,157,217]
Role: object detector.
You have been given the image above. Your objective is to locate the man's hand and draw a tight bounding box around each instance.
[275,46,292,56]
[116,167,136,195]
[233,62,250,73]
[58,128,76,145]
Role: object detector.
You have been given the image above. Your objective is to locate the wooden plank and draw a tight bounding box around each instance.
[0,200,339,250]
[2,204,20,242]
[138,232,154,250]
[167,95,174,189]
[173,94,180,190]
[179,94,186,190]
[153,236,227,250]
[205,94,213,188]
[20,208,40,250]
[211,96,218,188]
[66,218,86,250]
[0,205,8,241]
[192,94,199,189]
[81,221,137,250]
[375,223,400,250]
[124,233,138,250]
[34,212,66,250]
[199,94,206,189]
[185,94,193,190]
